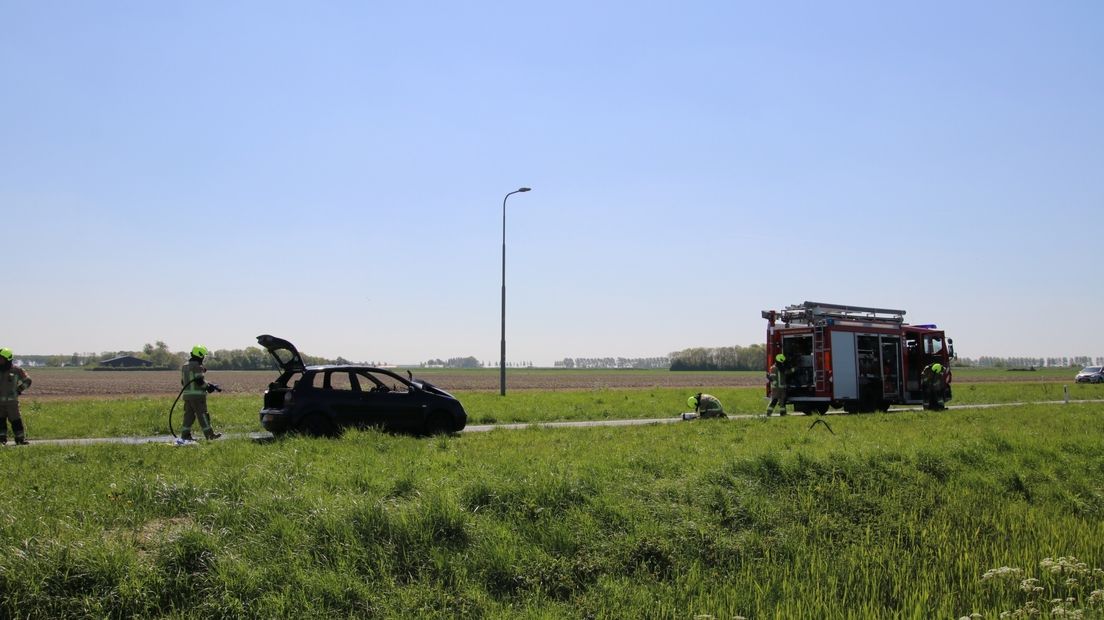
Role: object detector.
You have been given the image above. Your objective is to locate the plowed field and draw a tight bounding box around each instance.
[22,368,767,398]
[18,367,1060,399]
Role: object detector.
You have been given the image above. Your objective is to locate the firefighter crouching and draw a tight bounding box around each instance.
[0,348,32,445]
[687,393,726,419]
[921,362,948,411]
[766,354,791,416]
[181,345,222,441]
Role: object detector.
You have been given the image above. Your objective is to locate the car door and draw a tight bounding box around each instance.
[356,370,425,432]
[323,370,367,428]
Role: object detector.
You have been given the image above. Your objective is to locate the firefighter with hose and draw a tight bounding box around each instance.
[921,362,947,411]
[765,353,791,416]
[180,345,222,441]
[0,347,32,445]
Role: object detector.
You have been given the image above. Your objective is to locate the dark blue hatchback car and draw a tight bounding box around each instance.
[257,335,468,437]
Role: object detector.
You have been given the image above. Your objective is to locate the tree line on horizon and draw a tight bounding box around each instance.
[954,356,1102,368]
[420,356,483,368]
[15,341,353,370]
[668,345,768,371]
[12,345,1103,372]
[667,348,1103,371]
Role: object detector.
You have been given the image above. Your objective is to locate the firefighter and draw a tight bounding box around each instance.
[687,393,725,419]
[766,353,791,416]
[921,362,947,411]
[0,347,32,445]
[180,345,221,441]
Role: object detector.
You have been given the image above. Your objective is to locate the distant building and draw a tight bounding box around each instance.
[99,355,153,368]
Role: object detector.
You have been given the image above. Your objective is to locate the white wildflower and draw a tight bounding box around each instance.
[1041,556,1089,576]
[984,566,1024,581]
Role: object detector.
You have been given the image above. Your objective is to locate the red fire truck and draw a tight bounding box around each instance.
[762,301,956,414]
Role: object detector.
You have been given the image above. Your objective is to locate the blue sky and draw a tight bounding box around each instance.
[2,1,1102,365]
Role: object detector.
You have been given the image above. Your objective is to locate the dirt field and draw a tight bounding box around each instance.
[18,367,1066,399]
[20,368,767,398]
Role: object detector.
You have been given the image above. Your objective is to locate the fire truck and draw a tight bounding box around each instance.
[762,301,956,414]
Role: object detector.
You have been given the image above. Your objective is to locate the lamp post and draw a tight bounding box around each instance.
[501,187,531,396]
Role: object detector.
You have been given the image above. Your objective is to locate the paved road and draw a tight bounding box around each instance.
[13,399,1104,447]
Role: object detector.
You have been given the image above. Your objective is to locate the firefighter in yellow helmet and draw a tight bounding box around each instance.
[180,345,221,440]
[766,353,792,416]
[921,362,947,411]
[0,347,32,445]
[687,393,725,419]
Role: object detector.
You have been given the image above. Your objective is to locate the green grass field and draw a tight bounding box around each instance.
[4,373,1104,618]
[0,402,1102,618]
[14,379,1104,440]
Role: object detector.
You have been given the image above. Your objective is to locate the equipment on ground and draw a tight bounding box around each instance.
[762,301,955,414]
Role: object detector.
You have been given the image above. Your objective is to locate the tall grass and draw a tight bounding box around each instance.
[1,403,1101,618]
[18,380,1104,440]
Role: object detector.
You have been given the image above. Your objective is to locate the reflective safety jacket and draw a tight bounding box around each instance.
[0,366,31,402]
[181,359,207,399]
[696,393,724,414]
[921,364,946,387]
[768,363,790,389]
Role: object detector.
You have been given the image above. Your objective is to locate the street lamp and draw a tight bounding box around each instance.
[501,186,531,396]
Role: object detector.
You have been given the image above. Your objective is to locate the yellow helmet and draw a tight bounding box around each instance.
[687,395,698,408]
[775,353,786,363]
[931,363,943,373]
[0,348,12,361]
[191,345,209,358]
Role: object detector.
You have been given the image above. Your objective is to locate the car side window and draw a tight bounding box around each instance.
[358,370,410,394]
[326,371,357,391]
[295,372,319,389]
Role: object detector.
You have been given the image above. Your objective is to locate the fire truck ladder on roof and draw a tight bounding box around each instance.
[781,301,906,326]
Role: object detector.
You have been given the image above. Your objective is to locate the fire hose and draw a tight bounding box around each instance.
[168,377,222,439]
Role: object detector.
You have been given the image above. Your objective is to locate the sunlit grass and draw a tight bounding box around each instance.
[17,380,1104,440]
[1,403,1101,617]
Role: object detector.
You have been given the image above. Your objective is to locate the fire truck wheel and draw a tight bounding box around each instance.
[816,404,829,415]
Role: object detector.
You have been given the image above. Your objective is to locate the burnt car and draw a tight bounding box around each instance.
[257,335,467,437]
[1075,366,1104,384]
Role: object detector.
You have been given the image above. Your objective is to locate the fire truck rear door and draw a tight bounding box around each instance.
[830,331,858,399]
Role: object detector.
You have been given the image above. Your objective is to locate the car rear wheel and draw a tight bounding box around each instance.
[425,411,454,436]
[300,413,339,438]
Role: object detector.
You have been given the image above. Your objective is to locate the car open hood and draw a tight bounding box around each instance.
[256,334,306,372]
